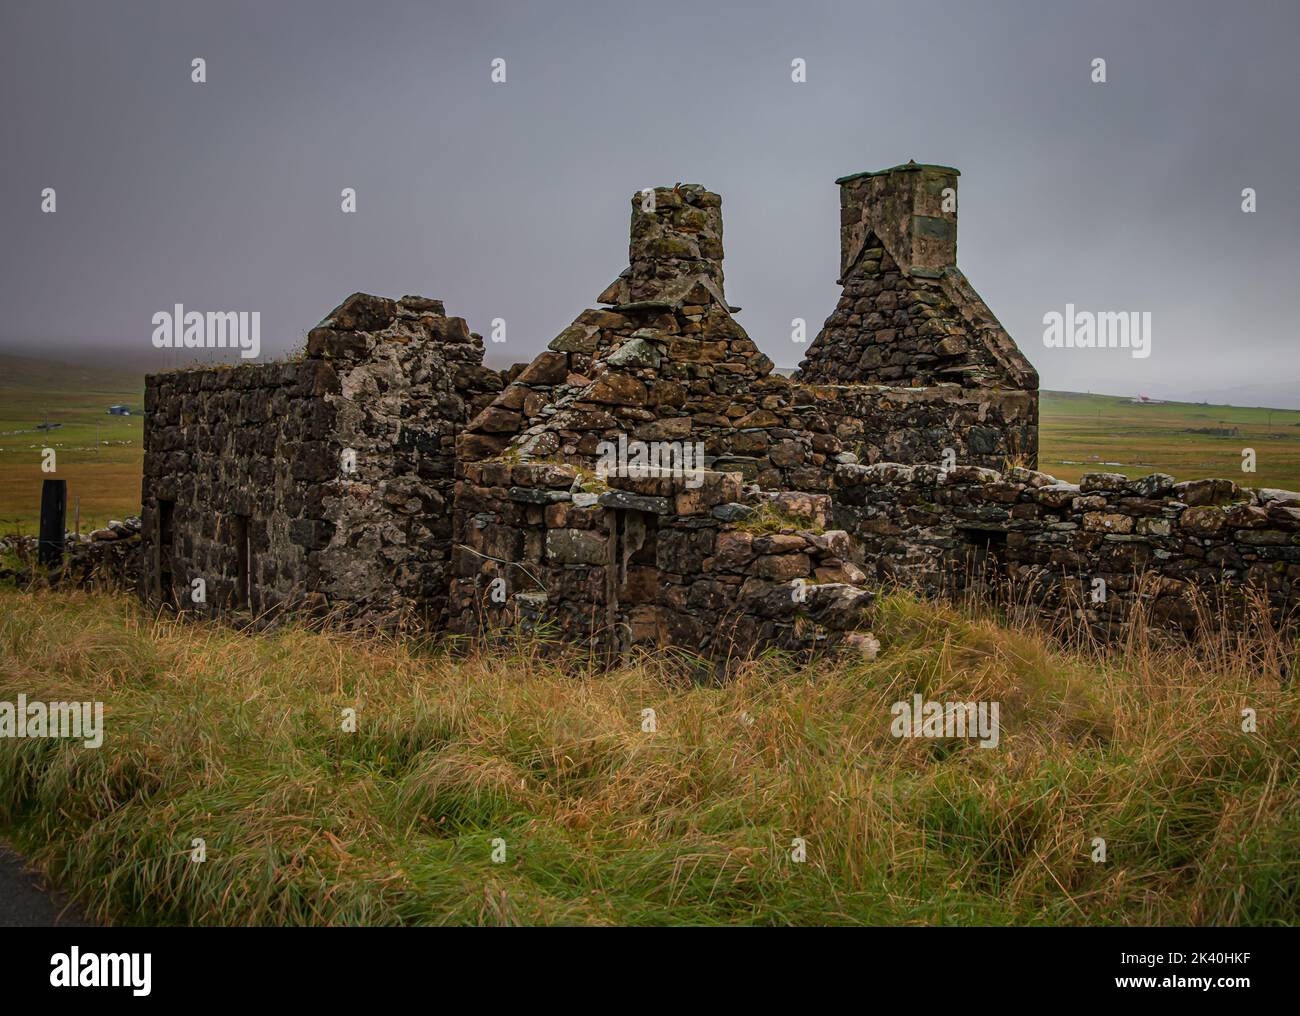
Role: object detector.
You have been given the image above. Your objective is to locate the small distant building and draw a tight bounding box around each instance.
[107,405,132,415]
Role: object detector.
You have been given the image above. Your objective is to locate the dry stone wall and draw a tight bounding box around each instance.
[1,527,142,592]
[450,461,876,659]
[833,462,1300,635]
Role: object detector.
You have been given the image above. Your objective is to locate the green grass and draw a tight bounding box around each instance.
[0,353,144,535]
[1,588,1296,926]
[1041,390,1300,489]
[733,502,822,534]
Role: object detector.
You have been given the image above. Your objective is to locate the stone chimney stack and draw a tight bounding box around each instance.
[836,162,958,279]
[604,184,726,306]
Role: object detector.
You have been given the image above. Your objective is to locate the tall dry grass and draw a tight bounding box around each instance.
[0,586,1296,926]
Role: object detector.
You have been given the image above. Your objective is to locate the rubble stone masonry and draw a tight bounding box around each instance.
[834,463,1300,636]
[137,163,1295,656]
[141,294,500,628]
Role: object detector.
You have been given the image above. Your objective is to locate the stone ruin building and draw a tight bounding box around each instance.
[140,162,1300,656]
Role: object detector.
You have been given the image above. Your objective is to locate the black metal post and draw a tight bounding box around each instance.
[38,478,67,568]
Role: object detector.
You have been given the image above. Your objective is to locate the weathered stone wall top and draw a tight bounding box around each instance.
[838,461,1300,514]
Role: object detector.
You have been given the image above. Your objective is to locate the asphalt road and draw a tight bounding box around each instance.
[0,844,93,927]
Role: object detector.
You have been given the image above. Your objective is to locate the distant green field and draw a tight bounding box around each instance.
[1039,390,1300,489]
[0,354,144,536]
[2,354,1297,534]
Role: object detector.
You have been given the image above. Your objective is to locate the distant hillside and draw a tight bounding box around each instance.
[0,350,144,398]
[1185,382,1300,412]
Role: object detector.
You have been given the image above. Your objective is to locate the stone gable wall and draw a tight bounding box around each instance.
[797,163,1037,392]
[795,237,1037,390]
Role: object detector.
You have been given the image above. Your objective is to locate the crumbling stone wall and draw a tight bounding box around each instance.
[1,526,142,593]
[142,293,500,628]
[450,461,875,658]
[833,463,1300,635]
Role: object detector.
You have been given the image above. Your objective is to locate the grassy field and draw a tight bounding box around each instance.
[0,587,1295,926]
[3,353,1298,534]
[1041,390,1300,488]
[0,354,144,536]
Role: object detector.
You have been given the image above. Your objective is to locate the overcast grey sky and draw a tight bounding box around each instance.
[2,0,1297,403]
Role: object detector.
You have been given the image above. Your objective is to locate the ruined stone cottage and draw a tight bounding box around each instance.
[141,162,1300,651]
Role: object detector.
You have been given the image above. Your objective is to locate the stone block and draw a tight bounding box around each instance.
[546,529,607,566]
